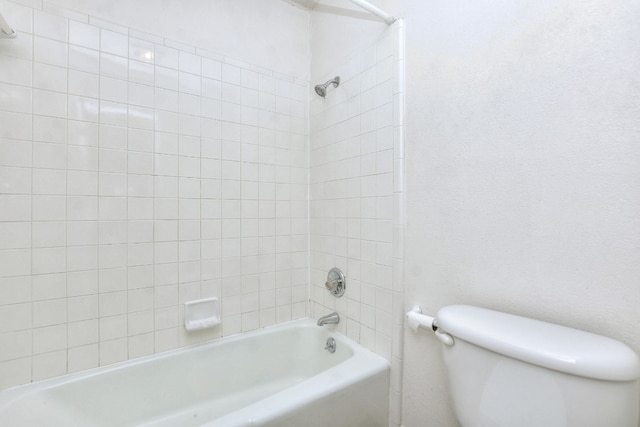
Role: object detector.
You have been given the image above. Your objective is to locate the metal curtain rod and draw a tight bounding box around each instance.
[0,11,17,39]
[346,0,396,25]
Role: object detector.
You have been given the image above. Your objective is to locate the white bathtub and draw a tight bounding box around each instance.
[0,319,389,427]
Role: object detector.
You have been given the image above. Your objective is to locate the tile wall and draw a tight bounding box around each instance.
[308,20,405,426]
[0,0,309,389]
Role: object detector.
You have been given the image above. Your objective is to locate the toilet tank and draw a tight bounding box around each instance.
[436,305,640,427]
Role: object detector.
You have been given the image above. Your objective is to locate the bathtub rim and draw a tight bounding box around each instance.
[0,317,390,420]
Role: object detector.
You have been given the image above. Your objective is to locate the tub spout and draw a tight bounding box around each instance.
[317,312,340,326]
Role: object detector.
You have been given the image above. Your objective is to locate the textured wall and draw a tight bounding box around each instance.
[401,0,640,425]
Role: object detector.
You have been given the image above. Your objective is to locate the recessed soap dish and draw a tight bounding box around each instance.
[184,297,221,331]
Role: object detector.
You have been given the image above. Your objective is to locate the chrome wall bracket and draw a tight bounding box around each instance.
[325,267,346,297]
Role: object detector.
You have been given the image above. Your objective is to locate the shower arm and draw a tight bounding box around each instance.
[346,0,396,25]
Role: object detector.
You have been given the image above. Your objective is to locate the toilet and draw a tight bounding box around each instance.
[435,305,640,427]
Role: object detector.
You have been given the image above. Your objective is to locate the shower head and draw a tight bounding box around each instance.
[314,76,340,98]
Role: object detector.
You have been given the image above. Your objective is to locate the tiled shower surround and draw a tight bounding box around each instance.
[0,1,309,387]
[309,21,405,425]
[0,2,405,417]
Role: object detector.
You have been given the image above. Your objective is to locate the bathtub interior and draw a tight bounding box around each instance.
[0,320,387,427]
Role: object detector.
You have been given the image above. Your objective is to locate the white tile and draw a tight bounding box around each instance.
[202,58,221,80]
[128,106,154,131]
[0,111,32,140]
[155,45,179,69]
[241,69,259,90]
[0,357,31,389]
[0,55,32,87]
[178,114,200,137]
[33,89,67,119]
[33,324,66,354]
[128,197,153,220]
[99,337,127,366]
[32,168,66,195]
[94,196,124,221]
[100,52,127,79]
[67,146,99,172]
[34,36,67,68]
[154,110,179,133]
[179,72,200,95]
[32,62,67,93]
[222,82,241,104]
[67,221,98,246]
[128,174,153,197]
[67,171,98,196]
[0,222,30,250]
[1,1,33,34]
[98,172,127,197]
[99,101,127,126]
[33,142,66,169]
[129,82,154,108]
[100,29,128,57]
[67,196,98,220]
[69,20,99,49]
[98,244,127,269]
[128,128,153,153]
[69,70,99,98]
[99,148,127,173]
[0,194,30,222]
[33,10,67,42]
[99,124,127,150]
[68,321,98,348]
[33,298,66,327]
[67,270,98,297]
[0,82,31,114]
[67,245,98,272]
[154,87,179,112]
[99,77,127,103]
[99,221,127,245]
[127,151,153,175]
[32,247,66,275]
[129,38,154,64]
[0,166,30,194]
[202,78,222,100]
[68,95,99,123]
[222,63,241,86]
[69,44,99,73]
[68,342,99,372]
[179,51,200,75]
[0,32,33,61]
[129,60,154,86]
[155,66,179,91]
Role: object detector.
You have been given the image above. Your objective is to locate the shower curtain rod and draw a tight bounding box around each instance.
[0,11,17,38]
[346,0,396,25]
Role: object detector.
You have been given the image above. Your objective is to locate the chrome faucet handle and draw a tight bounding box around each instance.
[325,279,339,292]
[324,337,336,353]
[325,268,346,297]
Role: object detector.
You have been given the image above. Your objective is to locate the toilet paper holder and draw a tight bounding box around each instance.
[406,305,454,346]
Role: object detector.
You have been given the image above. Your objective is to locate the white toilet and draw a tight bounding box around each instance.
[435,305,640,427]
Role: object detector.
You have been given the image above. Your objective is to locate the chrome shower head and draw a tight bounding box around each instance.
[314,76,340,98]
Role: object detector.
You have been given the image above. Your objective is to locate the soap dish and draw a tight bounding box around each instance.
[184,297,221,331]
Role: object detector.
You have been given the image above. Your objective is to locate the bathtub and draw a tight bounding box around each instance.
[0,319,389,427]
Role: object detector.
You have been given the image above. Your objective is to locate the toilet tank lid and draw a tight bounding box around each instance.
[437,305,640,381]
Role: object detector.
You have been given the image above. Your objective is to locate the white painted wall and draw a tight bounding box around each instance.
[309,0,393,83]
[43,0,310,78]
[400,0,640,425]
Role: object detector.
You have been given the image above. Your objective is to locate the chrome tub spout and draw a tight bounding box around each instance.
[317,312,340,326]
